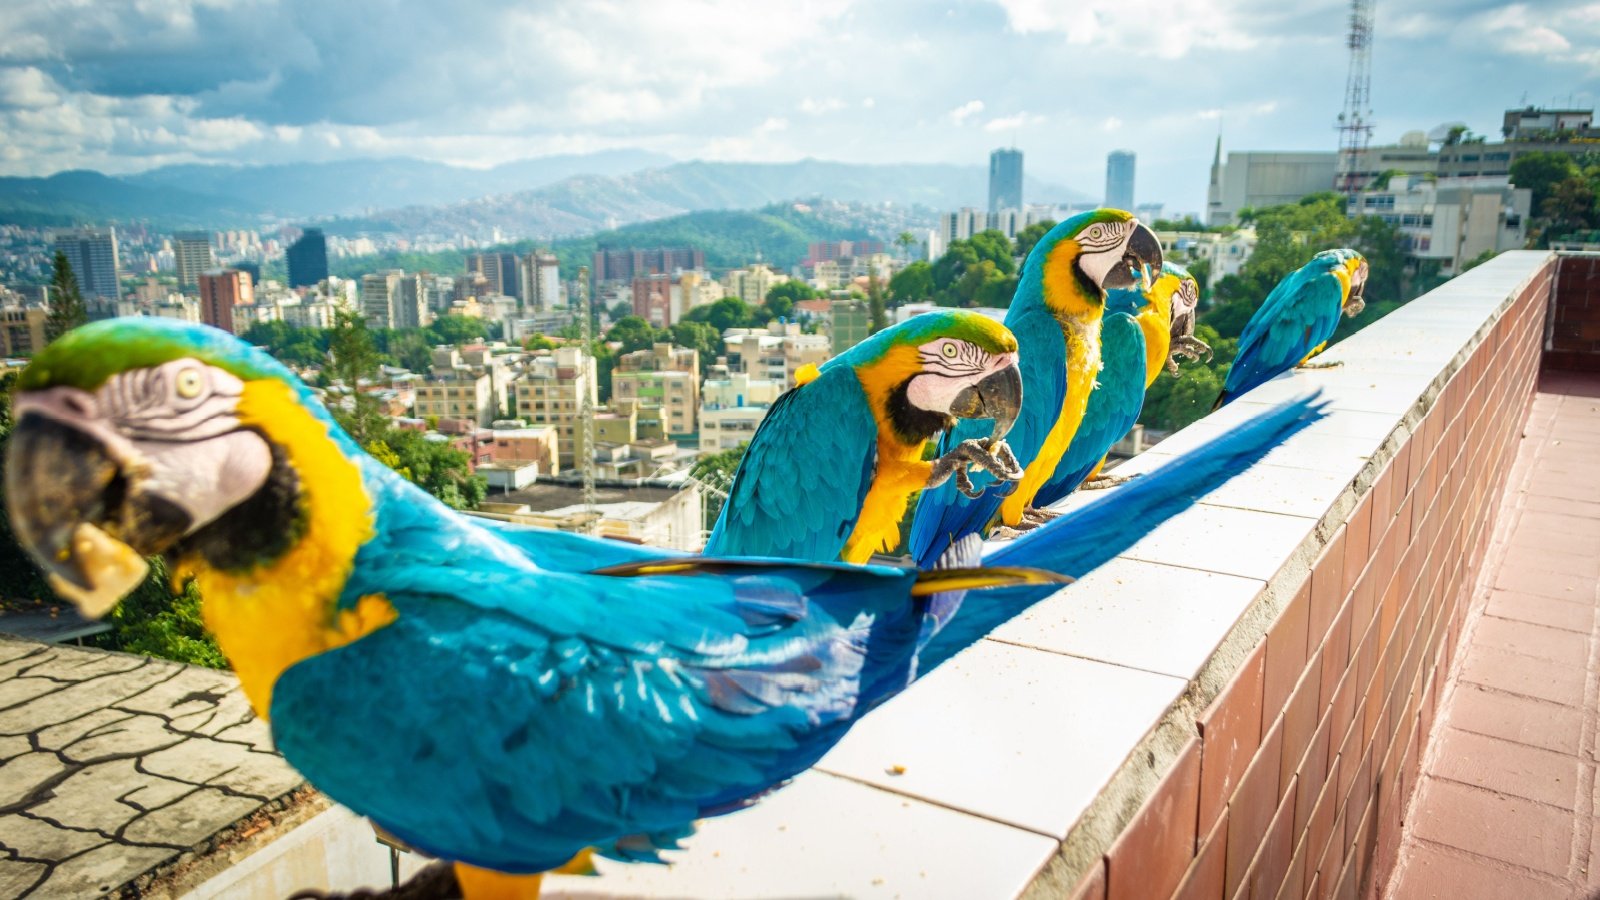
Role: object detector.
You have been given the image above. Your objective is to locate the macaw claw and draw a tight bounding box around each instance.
[928,438,1024,498]
[1080,472,1138,491]
[1166,335,1214,375]
[1296,359,1343,371]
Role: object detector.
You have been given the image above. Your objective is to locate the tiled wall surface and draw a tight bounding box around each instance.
[1066,256,1553,900]
[1547,254,1600,372]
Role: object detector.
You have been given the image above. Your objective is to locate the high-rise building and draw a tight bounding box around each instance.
[198,269,254,335]
[988,148,1024,213]
[466,252,520,298]
[829,299,872,355]
[286,229,329,289]
[0,306,49,357]
[613,343,701,437]
[174,233,217,289]
[52,228,121,299]
[361,271,402,329]
[1105,151,1136,210]
[591,247,704,283]
[510,347,599,468]
[521,252,561,312]
[394,272,430,330]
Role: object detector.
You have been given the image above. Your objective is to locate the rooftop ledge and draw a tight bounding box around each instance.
[0,252,1559,899]
[545,249,1558,899]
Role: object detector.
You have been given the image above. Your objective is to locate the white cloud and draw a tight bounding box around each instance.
[949,100,985,125]
[1101,116,1124,132]
[984,112,1044,132]
[991,0,1271,58]
[799,97,847,115]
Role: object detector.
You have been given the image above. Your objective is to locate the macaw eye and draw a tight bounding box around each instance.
[941,342,959,359]
[175,368,205,399]
[1088,225,1104,240]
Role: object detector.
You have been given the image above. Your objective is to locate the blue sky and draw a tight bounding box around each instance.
[0,0,1596,213]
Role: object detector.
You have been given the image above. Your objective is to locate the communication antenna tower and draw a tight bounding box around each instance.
[1335,0,1376,195]
[577,265,598,529]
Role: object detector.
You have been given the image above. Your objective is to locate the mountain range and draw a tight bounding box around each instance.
[0,154,1091,237]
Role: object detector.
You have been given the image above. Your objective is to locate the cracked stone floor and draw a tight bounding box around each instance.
[0,635,306,897]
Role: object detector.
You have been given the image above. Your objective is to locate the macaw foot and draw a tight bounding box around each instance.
[1295,360,1343,371]
[928,438,1024,498]
[1020,506,1061,528]
[988,525,1028,542]
[1080,472,1138,491]
[1344,297,1367,317]
[1165,335,1214,375]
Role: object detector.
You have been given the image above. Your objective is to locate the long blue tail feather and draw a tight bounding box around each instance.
[913,393,1329,676]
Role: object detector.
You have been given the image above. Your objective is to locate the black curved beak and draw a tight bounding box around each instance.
[949,363,1024,441]
[6,414,188,616]
[1101,222,1164,291]
[1345,261,1369,316]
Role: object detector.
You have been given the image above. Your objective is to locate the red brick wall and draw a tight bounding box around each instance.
[1546,255,1600,372]
[1066,259,1555,900]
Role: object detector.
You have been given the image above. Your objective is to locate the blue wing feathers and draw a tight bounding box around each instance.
[704,366,876,561]
[1223,267,1345,402]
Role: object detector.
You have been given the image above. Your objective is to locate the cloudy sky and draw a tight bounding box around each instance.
[1,0,1597,212]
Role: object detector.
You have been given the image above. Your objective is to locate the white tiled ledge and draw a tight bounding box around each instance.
[544,251,1556,900]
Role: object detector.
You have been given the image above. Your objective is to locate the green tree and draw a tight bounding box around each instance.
[683,296,757,332]
[608,301,633,322]
[46,251,87,344]
[1015,220,1057,262]
[966,230,1017,275]
[523,333,557,351]
[866,275,889,334]
[426,314,490,345]
[669,321,723,374]
[326,310,387,444]
[763,280,817,321]
[896,231,917,259]
[1510,151,1580,212]
[691,445,746,531]
[1542,176,1600,238]
[888,261,935,303]
[606,315,663,353]
[382,428,487,511]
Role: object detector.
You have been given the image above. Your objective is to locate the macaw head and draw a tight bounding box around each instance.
[6,318,368,621]
[1162,262,1202,346]
[1325,248,1368,317]
[838,309,1023,444]
[1026,209,1163,319]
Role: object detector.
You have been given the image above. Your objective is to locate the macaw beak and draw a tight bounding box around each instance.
[6,411,190,617]
[1101,222,1164,291]
[948,358,1024,441]
[1344,259,1369,316]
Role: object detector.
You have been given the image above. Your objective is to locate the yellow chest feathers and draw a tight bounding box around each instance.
[179,379,391,717]
[839,348,936,563]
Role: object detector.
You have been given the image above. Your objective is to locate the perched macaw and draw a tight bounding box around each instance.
[1032,262,1210,508]
[3,319,1063,899]
[705,310,1024,564]
[1214,249,1368,408]
[908,209,1163,568]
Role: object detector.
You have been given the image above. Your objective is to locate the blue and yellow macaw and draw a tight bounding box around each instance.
[1032,262,1209,508]
[705,310,1023,564]
[3,319,1063,899]
[908,209,1163,567]
[1214,249,1368,408]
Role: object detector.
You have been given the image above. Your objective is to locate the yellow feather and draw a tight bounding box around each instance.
[186,379,388,718]
[1136,276,1178,387]
[841,346,936,563]
[1000,315,1102,526]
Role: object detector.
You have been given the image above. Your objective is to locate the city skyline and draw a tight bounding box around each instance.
[0,0,1595,213]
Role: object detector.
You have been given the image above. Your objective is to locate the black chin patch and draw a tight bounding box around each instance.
[888,379,954,445]
[175,438,305,572]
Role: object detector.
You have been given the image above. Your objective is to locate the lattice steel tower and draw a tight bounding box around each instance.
[1335,0,1375,195]
[577,265,598,530]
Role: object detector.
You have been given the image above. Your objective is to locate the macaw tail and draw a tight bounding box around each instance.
[591,555,1068,593]
[914,393,1328,676]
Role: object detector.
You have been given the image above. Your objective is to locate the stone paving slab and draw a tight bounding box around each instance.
[1388,371,1600,897]
[0,635,309,897]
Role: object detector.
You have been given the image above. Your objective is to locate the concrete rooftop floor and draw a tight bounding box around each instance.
[1388,369,1600,898]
